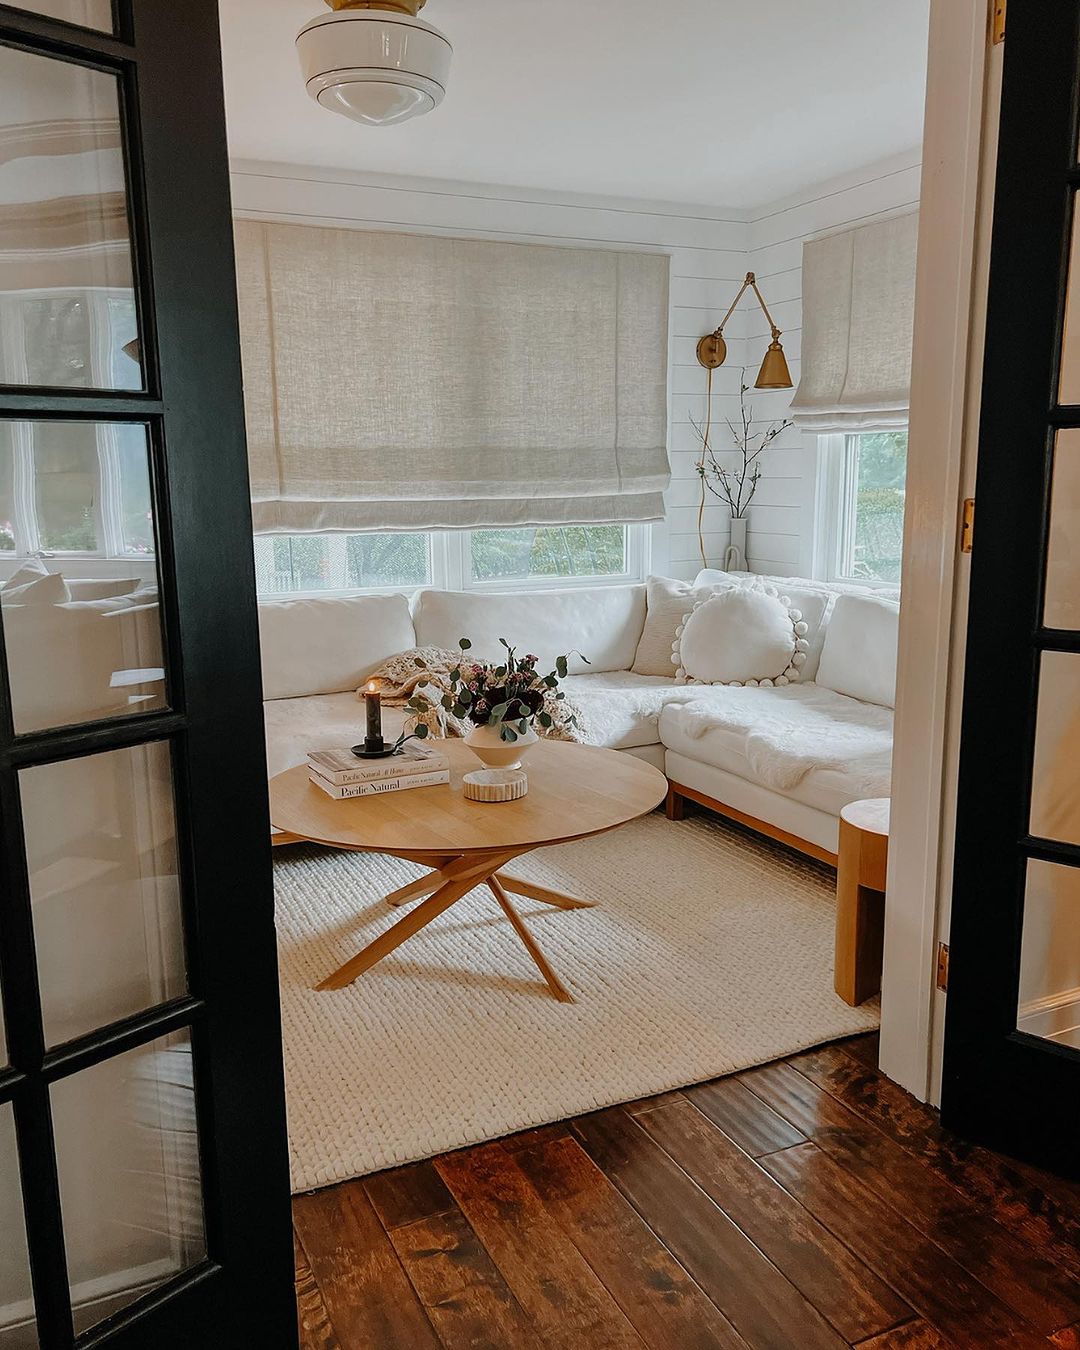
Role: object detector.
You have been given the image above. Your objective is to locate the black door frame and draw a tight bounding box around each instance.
[942,2,1080,1178]
[0,2,296,1344]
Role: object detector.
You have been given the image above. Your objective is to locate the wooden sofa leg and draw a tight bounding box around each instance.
[665,784,686,821]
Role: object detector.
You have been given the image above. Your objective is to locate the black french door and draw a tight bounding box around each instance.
[942,3,1080,1179]
[0,2,296,1346]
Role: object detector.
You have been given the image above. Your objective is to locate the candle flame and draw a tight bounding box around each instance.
[367,680,378,692]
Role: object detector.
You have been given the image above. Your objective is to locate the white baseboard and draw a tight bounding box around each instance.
[0,1257,176,1340]
[1017,986,1080,1047]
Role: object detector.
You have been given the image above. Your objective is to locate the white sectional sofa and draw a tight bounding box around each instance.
[260,572,900,860]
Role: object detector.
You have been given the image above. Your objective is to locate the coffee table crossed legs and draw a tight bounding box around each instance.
[316,846,594,1003]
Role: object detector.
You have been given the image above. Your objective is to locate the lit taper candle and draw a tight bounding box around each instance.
[363,679,384,753]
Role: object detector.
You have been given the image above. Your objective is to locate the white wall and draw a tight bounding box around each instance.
[228,160,752,583]
[740,152,923,578]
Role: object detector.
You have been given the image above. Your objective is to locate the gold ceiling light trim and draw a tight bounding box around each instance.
[697,271,794,390]
[324,0,426,12]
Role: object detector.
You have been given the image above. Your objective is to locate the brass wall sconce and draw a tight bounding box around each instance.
[696,271,793,389]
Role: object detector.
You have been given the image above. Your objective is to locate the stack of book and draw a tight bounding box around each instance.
[307,742,451,799]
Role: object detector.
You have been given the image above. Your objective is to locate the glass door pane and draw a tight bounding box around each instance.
[20,742,186,1046]
[1030,652,1080,846]
[0,43,140,389]
[1045,430,1080,629]
[1017,858,1080,1048]
[0,1106,37,1349]
[0,420,167,734]
[6,1,112,30]
[52,1031,206,1336]
[1061,195,1080,404]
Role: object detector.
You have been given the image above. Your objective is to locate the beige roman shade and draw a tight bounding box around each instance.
[789,211,918,432]
[234,220,671,533]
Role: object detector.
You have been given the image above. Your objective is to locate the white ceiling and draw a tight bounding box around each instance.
[219,0,930,210]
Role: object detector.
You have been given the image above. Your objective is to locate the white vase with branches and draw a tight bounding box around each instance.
[691,374,792,571]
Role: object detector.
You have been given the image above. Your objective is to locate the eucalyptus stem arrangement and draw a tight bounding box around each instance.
[691,373,792,570]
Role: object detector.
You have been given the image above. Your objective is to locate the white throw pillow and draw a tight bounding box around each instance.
[696,571,837,680]
[632,574,732,676]
[1,558,48,591]
[816,593,900,708]
[673,585,808,686]
[0,572,70,606]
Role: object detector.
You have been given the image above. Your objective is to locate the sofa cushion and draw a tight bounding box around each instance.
[562,670,684,749]
[659,688,892,816]
[259,593,416,700]
[264,691,410,778]
[412,585,645,675]
[695,571,833,680]
[816,593,900,708]
[632,574,732,676]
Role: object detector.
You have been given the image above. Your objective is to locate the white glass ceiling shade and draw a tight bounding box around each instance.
[296,9,452,128]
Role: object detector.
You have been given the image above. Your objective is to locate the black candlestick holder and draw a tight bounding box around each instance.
[351,736,398,760]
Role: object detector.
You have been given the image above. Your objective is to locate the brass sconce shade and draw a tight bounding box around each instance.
[755,337,793,389]
[696,271,794,390]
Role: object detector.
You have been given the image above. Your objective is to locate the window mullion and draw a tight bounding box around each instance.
[838,433,860,579]
[13,425,37,557]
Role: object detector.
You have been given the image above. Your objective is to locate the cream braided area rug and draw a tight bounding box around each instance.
[275,812,879,1191]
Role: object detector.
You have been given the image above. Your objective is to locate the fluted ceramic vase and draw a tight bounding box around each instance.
[724,515,748,571]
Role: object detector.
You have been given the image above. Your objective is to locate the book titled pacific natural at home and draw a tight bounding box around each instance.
[308,767,450,800]
[308,742,450,787]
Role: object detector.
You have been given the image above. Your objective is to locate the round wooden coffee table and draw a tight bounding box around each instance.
[270,739,667,1003]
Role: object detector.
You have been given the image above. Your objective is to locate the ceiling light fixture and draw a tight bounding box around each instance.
[296,0,452,129]
[697,272,793,389]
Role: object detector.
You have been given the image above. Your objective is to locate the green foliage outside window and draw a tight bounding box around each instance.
[850,431,907,584]
[471,526,626,582]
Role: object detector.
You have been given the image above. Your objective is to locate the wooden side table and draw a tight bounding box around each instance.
[834,797,890,1006]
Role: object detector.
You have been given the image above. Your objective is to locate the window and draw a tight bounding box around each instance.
[467,526,631,585]
[253,524,645,596]
[0,418,154,561]
[254,534,432,595]
[819,431,907,585]
[0,291,152,563]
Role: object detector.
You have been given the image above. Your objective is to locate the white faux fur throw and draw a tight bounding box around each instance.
[672,683,893,792]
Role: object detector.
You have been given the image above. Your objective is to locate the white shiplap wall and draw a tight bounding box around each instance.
[742,153,924,576]
[229,154,923,583]
[228,160,752,582]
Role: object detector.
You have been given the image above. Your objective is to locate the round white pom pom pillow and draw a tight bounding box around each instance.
[671,585,809,687]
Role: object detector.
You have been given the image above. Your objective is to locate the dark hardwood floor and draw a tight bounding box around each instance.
[292,1033,1080,1349]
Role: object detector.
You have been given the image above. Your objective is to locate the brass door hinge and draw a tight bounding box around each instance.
[960,498,975,553]
[991,0,1005,45]
[936,942,950,992]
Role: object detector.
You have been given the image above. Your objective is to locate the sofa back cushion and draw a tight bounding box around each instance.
[412,585,646,675]
[816,593,900,708]
[259,593,416,700]
[695,570,833,680]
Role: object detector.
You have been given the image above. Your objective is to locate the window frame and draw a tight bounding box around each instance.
[815,429,908,587]
[253,523,651,599]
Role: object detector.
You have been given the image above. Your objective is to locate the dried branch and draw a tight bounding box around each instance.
[691,370,791,519]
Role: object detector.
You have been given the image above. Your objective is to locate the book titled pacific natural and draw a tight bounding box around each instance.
[307,742,450,799]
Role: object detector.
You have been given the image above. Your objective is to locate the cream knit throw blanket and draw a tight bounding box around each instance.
[361,646,589,742]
